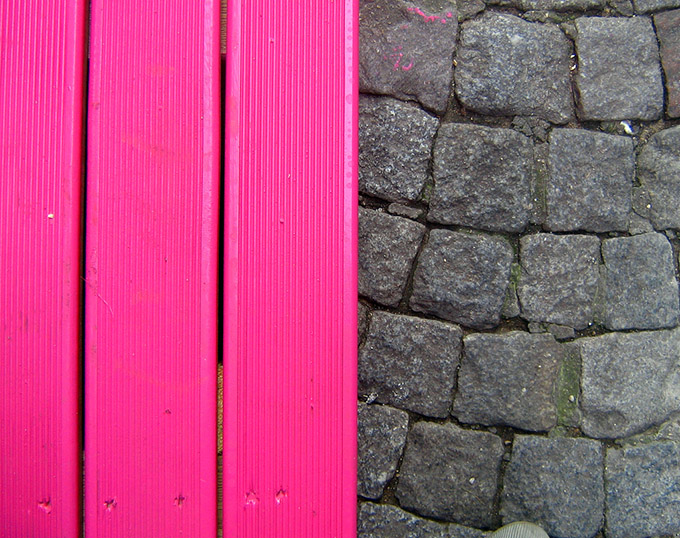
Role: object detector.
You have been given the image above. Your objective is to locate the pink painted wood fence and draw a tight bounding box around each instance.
[1,1,356,536]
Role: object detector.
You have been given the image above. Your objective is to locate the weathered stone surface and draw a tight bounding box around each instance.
[502,436,604,538]
[519,0,605,8]
[453,332,563,432]
[455,13,573,124]
[656,10,680,118]
[602,233,679,330]
[359,208,426,306]
[396,422,504,528]
[359,302,369,342]
[634,0,680,11]
[636,126,680,230]
[429,124,533,233]
[359,0,458,113]
[605,442,680,538]
[359,312,462,417]
[546,129,634,232]
[518,234,601,330]
[358,403,409,499]
[580,329,680,438]
[388,203,424,220]
[358,503,490,538]
[410,230,513,329]
[359,97,438,202]
[574,17,663,121]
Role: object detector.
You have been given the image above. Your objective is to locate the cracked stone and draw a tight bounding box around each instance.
[656,10,680,118]
[358,403,409,499]
[580,329,680,438]
[455,12,573,124]
[396,422,504,528]
[388,203,424,220]
[502,436,604,538]
[636,126,680,230]
[359,311,462,417]
[606,442,680,538]
[518,234,601,330]
[546,129,634,232]
[574,17,663,121]
[602,233,679,330]
[358,503,490,538]
[359,208,426,307]
[410,230,513,329]
[359,0,458,113]
[359,96,438,203]
[453,332,564,432]
[359,302,369,342]
[429,124,533,233]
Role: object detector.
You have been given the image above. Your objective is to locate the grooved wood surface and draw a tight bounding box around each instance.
[0,2,86,535]
[85,2,220,536]
[223,1,359,536]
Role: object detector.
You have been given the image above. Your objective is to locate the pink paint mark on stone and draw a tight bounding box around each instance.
[401,61,414,71]
[407,6,447,23]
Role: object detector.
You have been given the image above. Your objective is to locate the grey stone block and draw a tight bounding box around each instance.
[388,203,424,220]
[580,329,680,438]
[359,0,458,113]
[518,234,601,330]
[502,436,604,538]
[574,17,663,120]
[655,10,680,118]
[359,208,426,307]
[358,503,490,538]
[453,332,564,432]
[546,129,634,232]
[359,96,438,203]
[429,124,533,233]
[455,13,573,124]
[605,442,680,538]
[636,126,680,230]
[359,302,369,342]
[634,0,680,11]
[519,0,606,8]
[602,233,679,330]
[358,403,409,499]
[410,230,513,329]
[396,422,504,528]
[359,311,462,417]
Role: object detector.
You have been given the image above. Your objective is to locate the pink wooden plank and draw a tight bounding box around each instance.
[0,2,86,536]
[84,1,219,536]
[223,1,358,536]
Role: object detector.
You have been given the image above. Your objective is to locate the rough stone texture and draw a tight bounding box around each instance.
[580,329,680,438]
[546,129,634,232]
[358,403,409,499]
[396,422,504,528]
[453,332,564,432]
[574,17,663,121]
[517,234,601,330]
[359,312,462,417]
[410,230,513,329]
[656,10,680,118]
[455,13,573,124]
[358,503,490,538]
[359,0,458,113]
[429,124,533,233]
[502,436,604,538]
[359,302,369,342]
[602,233,679,330]
[636,126,680,230]
[518,0,605,8]
[359,97,438,203]
[605,442,680,538]
[359,208,426,306]
[634,0,680,11]
[388,203,424,220]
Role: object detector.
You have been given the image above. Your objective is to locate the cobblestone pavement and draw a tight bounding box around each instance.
[357,1,680,537]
